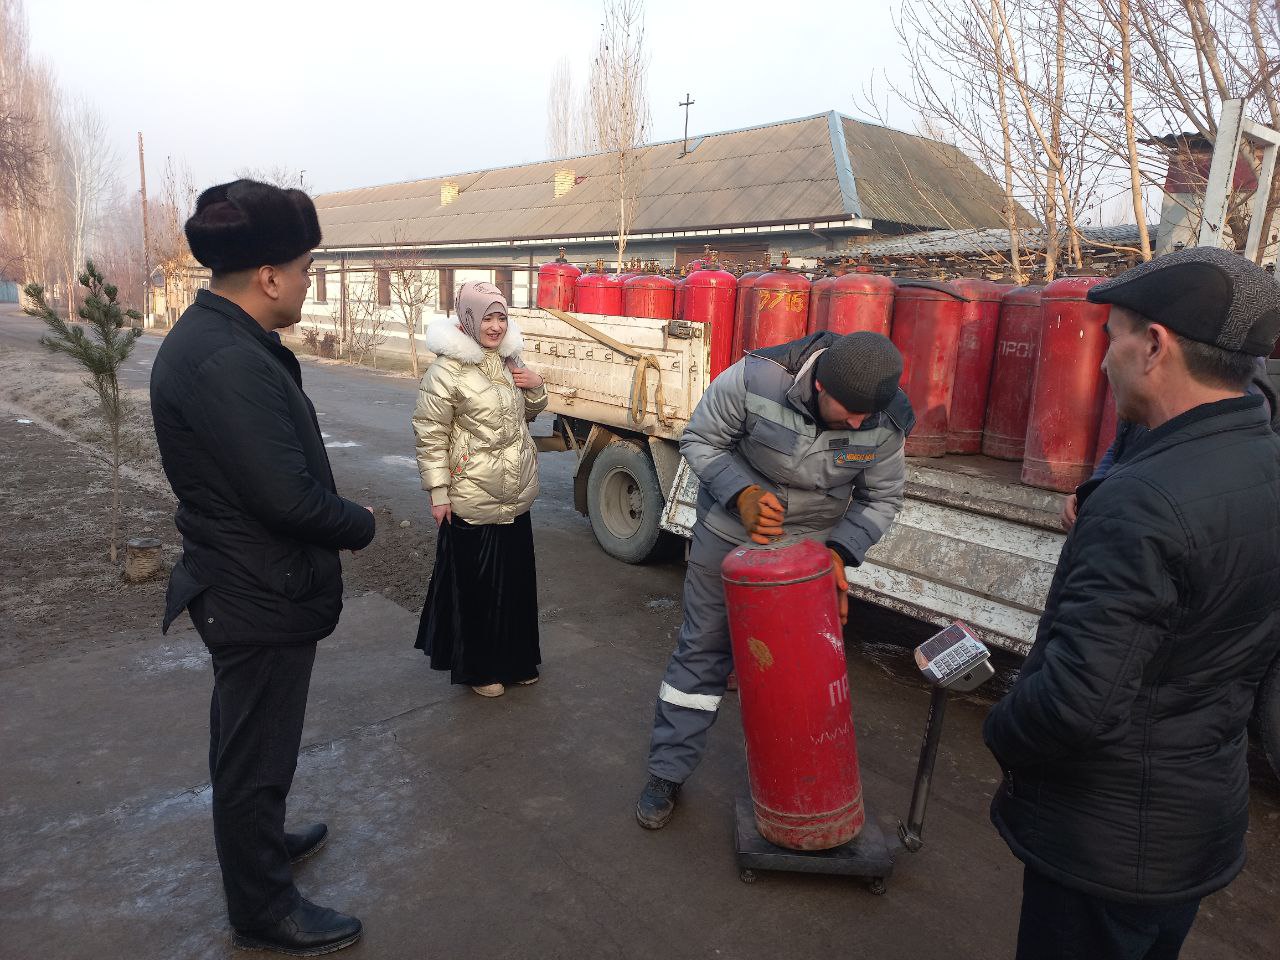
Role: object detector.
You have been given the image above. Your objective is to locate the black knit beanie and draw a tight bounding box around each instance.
[184,179,322,273]
[814,331,903,413]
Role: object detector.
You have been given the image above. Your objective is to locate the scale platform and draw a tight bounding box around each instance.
[733,797,899,895]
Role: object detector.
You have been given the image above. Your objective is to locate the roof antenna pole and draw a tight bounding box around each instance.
[679,93,695,157]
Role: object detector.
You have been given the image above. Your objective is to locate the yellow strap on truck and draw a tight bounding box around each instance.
[543,307,672,428]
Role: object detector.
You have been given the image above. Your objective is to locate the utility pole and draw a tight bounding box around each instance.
[137,132,151,326]
[679,93,695,157]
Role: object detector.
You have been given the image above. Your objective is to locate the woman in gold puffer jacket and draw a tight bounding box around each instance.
[412,281,548,697]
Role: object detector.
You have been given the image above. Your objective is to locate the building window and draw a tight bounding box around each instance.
[314,267,327,303]
[376,269,390,307]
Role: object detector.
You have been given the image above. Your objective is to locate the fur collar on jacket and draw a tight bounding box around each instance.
[425,313,524,365]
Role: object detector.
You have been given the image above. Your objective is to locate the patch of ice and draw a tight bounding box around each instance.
[325,440,361,448]
[15,418,33,424]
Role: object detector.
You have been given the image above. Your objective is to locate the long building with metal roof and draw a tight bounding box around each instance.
[314,110,1029,261]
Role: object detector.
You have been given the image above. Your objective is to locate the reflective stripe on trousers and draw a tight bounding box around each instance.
[658,681,721,712]
[647,524,738,784]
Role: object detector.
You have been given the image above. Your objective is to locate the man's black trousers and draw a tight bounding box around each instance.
[1016,867,1201,960]
[203,632,317,930]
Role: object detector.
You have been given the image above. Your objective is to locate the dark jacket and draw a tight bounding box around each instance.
[984,394,1280,905]
[150,290,375,645]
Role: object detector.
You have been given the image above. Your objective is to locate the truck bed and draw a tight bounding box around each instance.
[516,305,1066,657]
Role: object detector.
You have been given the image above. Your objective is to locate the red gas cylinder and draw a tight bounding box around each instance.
[623,273,677,320]
[946,279,1009,454]
[1022,276,1111,492]
[744,270,810,351]
[722,539,864,851]
[731,266,767,363]
[674,275,689,320]
[826,272,894,337]
[807,274,839,334]
[574,270,622,316]
[536,251,581,311]
[683,265,739,380]
[982,285,1044,460]
[891,280,967,457]
[608,271,637,314]
[1094,382,1118,472]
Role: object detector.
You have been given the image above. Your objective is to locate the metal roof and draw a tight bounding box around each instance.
[848,224,1150,257]
[313,112,1021,250]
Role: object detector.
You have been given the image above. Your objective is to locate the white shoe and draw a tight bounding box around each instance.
[517,676,540,686]
[472,683,505,698]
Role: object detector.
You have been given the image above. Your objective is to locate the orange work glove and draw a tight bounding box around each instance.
[829,548,849,625]
[736,484,785,544]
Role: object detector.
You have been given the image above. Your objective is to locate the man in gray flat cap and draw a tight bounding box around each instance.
[984,246,1280,960]
[635,330,913,829]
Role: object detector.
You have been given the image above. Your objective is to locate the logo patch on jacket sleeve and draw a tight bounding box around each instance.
[835,446,877,465]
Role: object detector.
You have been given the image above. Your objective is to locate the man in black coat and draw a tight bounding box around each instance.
[150,180,375,955]
[984,246,1280,960]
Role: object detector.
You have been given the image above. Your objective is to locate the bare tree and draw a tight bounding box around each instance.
[546,57,581,158]
[585,0,652,270]
[60,96,120,317]
[373,247,439,377]
[0,0,45,213]
[234,164,312,192]
[149,157,199,325]
[0,0,65,297]
[341,271,386,366]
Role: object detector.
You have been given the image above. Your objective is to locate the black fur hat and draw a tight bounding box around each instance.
[184,179,322,273]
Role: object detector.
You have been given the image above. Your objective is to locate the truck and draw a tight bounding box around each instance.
[512,304,1280,782]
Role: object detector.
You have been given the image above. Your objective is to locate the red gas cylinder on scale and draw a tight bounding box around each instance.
[982,285,1045,460]
[683,257,739,380]
[891,280,967,457]
[1021,276,1112,492]
[946,279,1011,454]
[536,248,581,311]
[722,539,864,851]
[825,271,895,337]
[574,262,623,316]
[742,257,811,351]
[730,258,770,363]
[623,265,677,320]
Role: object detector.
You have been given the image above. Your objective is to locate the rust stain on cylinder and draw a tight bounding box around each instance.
[748,637,774,671]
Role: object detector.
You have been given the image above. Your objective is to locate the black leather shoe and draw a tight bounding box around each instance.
[635,774,682,830]
[232,898,362,956]
[285,823,329,864]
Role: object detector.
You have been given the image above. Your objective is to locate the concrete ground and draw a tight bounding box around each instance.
[3,303,1279,959]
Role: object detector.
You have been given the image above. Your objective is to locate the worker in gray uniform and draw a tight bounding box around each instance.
[636,330,913,829]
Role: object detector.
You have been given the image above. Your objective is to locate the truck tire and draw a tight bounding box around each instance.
[586,440,666,564]
[1253,654,1280,782]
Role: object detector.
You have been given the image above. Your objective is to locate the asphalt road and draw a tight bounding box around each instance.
[3,303,1278,960]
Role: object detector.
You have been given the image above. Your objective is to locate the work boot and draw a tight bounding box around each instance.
[635,774,682,830]
[232,898,362,956]
[284,823,328,864]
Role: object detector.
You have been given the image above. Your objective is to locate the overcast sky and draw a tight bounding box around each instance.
[26,0,919,196]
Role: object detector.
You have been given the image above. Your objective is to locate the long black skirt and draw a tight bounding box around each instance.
[415,510,541,686]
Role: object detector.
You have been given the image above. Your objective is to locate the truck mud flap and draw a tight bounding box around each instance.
[660,458,699,539]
